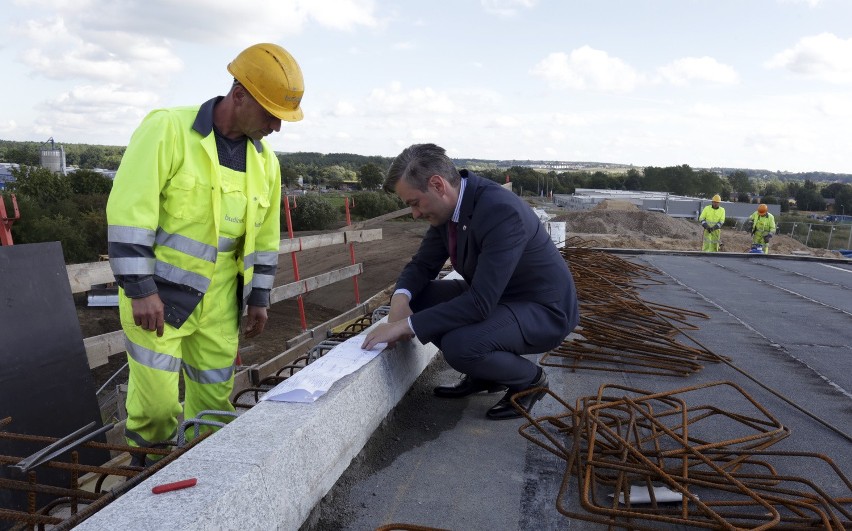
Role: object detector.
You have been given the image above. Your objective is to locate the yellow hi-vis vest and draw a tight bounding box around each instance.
[106,98,281,328]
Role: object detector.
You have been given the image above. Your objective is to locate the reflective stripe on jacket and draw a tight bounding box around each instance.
[106,98,281,328]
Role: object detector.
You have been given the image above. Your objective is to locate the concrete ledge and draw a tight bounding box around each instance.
[76,328,439,531]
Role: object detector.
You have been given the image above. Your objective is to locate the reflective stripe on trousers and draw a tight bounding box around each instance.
[120,249,240,452]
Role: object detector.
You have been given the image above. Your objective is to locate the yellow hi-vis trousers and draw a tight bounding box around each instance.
[702,229,721,252]
[119,249,240,455]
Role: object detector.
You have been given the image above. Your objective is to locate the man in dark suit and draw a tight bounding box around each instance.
[362,143,579,420]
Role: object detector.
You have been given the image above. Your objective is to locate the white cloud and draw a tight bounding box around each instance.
[657,56,739,86]
[12,0,379,83]
[777,0,822,7]
[0,120,18,135]
[765,33,852,84]
[332,100,358,116]
[530,46,640,92]
[366,82,457,115]
[481,0,537,17]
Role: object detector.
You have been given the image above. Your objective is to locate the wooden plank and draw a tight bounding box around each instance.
[269,264,362,305]
[340,207,412,230]
[344,228,382,244]
[278,232,346,253]
[84,330,126,369]
[67,261,114,294]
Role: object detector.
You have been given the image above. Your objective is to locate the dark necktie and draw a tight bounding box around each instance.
[448,221,457,269]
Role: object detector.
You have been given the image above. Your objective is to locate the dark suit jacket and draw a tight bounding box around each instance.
[397,171,579,349]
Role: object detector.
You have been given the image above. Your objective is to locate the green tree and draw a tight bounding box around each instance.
[762,179,787,200]
[821,182,846,198]
[795,184,826,211]
[358,163,384,190]
[833,185,852,216]
[624,168,642,190]
[280,164,300,189]
[8,165,72,205]
[349,191,404,219]
[728,170,754,195]
[2,144,40,166]
[69,169,113,195]
[286,194,338,231]
[588,171,613,189]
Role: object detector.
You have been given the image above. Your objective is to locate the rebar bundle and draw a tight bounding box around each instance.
[512,381,851,529]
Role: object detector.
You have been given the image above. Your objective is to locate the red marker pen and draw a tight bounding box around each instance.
[151,478,197,494]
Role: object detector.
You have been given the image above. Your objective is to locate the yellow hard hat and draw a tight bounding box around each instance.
[228,43,304,122]
[712,194,721,202]
[758,203,768,214]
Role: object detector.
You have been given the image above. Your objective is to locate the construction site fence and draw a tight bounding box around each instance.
[734,220,852,252]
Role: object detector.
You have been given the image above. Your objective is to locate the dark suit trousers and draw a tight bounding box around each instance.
[411,279,540,390]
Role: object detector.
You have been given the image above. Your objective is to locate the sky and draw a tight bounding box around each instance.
[1,0,852,174]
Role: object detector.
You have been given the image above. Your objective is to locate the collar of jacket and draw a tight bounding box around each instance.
[192,96,264,153]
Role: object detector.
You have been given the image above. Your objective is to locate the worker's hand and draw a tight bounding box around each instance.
[701,221,708,230]
[764,233,772,241]
[131,294,165,337]
[242,305,268,339]
[361,319,412,351]
[714,223,722,230]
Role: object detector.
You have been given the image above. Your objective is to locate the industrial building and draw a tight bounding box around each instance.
[555,188,781,220]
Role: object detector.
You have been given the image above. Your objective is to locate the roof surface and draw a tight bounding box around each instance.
[308,251,852,530]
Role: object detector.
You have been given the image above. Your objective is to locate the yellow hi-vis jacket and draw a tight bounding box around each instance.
[699,204,726,227]
[748,211,776,237]
[106,97,281,328]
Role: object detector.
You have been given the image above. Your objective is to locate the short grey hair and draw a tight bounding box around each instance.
[384,143,461,193]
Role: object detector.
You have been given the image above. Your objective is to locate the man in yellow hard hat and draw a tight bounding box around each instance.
[745,203,776,254]
[106,43,304,465]
[699,194,726,252]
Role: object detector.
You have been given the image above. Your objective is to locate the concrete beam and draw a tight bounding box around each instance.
[75,326,439,531]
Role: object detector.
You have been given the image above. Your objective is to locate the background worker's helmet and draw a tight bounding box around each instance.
[712,194,721,202]
[228,43,304,122]
[758,204,768,214]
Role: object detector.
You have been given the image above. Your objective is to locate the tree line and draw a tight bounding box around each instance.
[3,139,852,263]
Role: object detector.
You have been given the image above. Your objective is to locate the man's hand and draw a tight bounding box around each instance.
[361,319,413,351]
[764,233,773,241]
[387,292,413,324]
[131,294,165,337]
[243,305,268,339]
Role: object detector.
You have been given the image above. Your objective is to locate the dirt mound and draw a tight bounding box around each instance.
[551,207,842,258]
[552,209,700,240]
[592,199,639,211]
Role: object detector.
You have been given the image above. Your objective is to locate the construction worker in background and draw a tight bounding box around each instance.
[699,194,726,252]
[106,43,303,465]
[745,203,776,254]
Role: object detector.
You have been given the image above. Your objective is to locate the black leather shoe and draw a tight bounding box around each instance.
[434,375,507,398]
[486,370,549,420]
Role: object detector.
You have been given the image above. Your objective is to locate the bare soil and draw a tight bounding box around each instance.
[80,201,842,387]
